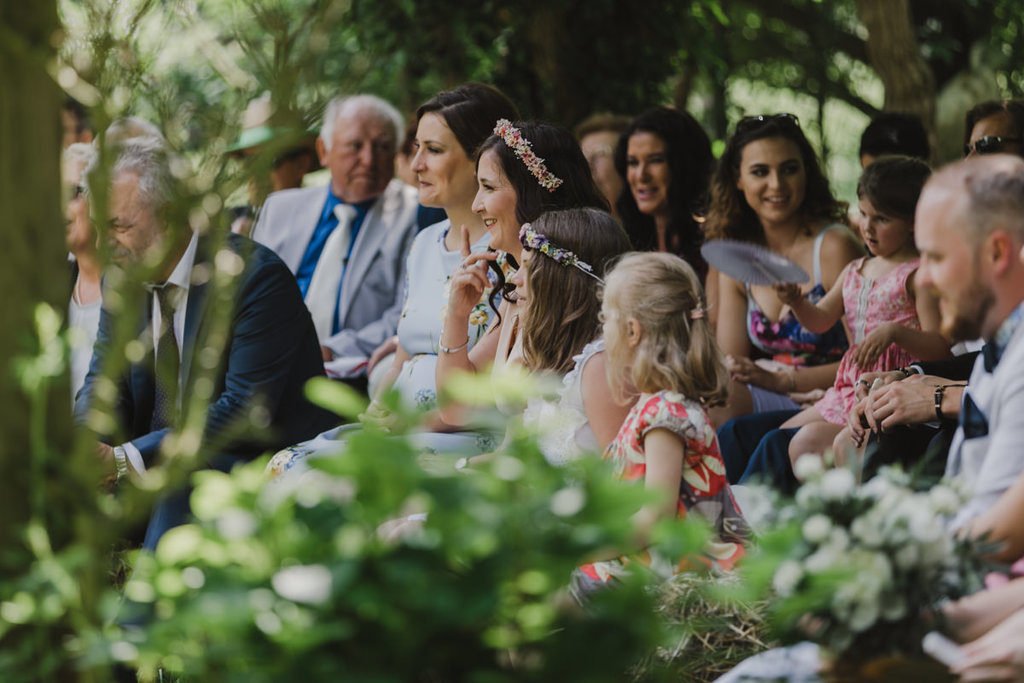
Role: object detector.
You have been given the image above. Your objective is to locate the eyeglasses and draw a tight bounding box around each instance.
[963,135,1021,156]
[736,113,800,134]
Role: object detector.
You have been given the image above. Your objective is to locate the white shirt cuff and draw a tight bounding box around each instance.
[122,442,147,475]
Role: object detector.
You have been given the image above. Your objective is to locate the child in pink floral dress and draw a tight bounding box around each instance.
[574,253,748,595]
[774,157,951,469]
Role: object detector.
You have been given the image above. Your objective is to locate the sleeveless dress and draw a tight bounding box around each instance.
[521,339,604,466]
[746,225,850,368]
[814,257,921,425]
[267,220,500,477]
[392,220,495,411]
[573,391,748,596]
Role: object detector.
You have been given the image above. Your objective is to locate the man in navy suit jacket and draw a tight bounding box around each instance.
[74,138,335,548]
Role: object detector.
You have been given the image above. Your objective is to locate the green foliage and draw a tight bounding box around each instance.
[10,1,1024,679]
[723,469,989,661]
[113,378,709,681]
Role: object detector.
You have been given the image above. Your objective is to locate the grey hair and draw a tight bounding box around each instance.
[63,142,95,185]
[104,116,164,146]
[84,137,176,213]
[960,156,1024,244]
[319,94,403,150]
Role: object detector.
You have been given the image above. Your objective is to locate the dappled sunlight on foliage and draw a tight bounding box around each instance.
[116,379,712,681]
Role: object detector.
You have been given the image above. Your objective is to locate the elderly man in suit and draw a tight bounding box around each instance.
[75,138,335,549]
[250,94,418,383]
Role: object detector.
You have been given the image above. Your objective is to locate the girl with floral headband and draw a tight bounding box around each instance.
[510,208,633,464]
[435,120,607,425]
[453,207,633,470]
[573,252,748,597]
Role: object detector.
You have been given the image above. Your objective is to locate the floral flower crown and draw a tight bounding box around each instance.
[519,222,603,283]
[493,119,564,192]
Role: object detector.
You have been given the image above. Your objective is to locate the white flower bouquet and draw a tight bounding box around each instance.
[752,462,983,660]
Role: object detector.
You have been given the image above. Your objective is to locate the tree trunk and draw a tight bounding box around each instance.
[525,4,571,123]
[0,2,68,557]
[672,57,698,113]
[709,18,730,140]
[855,0,937,156]
[0,6,110,681]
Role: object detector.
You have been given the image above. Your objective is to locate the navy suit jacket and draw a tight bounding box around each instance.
[74,233,336,466]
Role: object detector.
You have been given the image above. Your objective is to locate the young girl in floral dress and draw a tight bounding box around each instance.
[774,156,950,469]
[573,253,748,595]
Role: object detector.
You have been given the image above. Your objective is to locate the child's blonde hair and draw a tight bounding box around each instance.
[602,252,729,406]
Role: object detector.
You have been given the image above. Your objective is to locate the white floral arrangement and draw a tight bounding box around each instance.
[760,460,979,658]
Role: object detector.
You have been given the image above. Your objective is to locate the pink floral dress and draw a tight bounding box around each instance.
[573,391,748,594]
[815,257,922,424]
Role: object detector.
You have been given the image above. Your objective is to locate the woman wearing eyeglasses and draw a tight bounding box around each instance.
[705,114,864,481]
[963,100,1024,158]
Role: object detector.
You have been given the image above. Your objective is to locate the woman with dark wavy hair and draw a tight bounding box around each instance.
[705,114,863,435]
[436,120,609,425]
[614,107,714,284]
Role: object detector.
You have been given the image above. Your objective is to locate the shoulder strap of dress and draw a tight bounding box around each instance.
[812,224,844,286]
[562,338,605,394]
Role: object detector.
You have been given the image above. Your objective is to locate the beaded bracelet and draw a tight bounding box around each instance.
[934,383,967,421]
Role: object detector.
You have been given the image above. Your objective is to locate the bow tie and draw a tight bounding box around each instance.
[959,392,989,440]
[982,342,1001,373]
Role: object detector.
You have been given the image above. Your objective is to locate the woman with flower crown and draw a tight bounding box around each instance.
[501,208,633,465]
[270,115,621,476]
[268,83,520,476]
[434,121,621,440]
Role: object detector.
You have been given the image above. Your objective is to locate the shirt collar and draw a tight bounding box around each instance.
[983,300,1024,372]
[162,230,199,294]
[322,187,378,223]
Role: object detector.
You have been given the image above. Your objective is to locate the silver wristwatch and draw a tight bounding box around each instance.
[113,445,129,480]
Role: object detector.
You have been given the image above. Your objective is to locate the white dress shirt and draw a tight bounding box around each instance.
[123,231,199,474]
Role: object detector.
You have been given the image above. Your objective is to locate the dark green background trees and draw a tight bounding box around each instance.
[55,0,1024,199]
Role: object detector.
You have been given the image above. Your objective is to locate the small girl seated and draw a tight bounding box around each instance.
[573,253,748,595]
[774,156,950,471]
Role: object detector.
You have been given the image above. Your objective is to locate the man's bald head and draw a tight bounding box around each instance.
[921,154,1024,247]
[915,154,1024,342]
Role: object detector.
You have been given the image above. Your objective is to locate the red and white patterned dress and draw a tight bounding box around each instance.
[574,391,748,593]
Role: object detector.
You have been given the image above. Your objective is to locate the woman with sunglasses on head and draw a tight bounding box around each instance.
[963,100,1024,158]
[705,114,864,482]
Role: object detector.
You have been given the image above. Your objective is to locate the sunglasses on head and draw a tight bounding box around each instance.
[736,113,800,134]
[964,135,1021,156]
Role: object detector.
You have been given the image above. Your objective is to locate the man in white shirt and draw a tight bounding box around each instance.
[913,154,1024,530]
[75,138,334,548]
